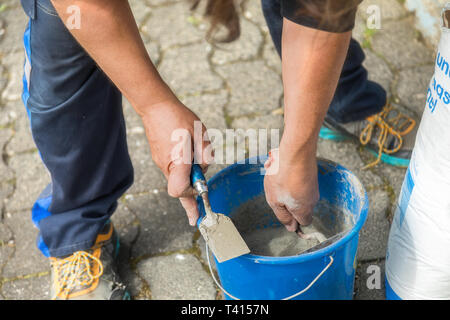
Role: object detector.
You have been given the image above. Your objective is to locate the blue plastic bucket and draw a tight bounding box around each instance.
[197,157,369,300]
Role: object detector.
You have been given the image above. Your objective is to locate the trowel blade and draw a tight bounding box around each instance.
[199,213,250,263]
[299,230,349,255]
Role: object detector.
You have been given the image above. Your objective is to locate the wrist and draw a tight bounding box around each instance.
[279,136,317,165]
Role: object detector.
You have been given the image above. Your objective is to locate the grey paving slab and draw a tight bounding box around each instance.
[0,223,14,270]
[1,274,50,300]
[1,51,25,102]
[2,210,49,278]
[6,151,51,212]
[371,18,434,70]
[262,32,281,74]
[0,4,27,55]
[111,202,140,246]
[129,0,152,28]
[363,49,393,97]
[6,108,36,156]
[0,102,20,128]
[216,60,283,117]
[397,64,434,116]
[142,2,205,50]
[0,64,7,96]
[137,253,217,300]
[159,43,223,96]
[211,18,263,65]
[354,260,386,300]
[142,34,162,66]
[0,128,14,182]
[242,0,268,29]
[180,90,228,129]
[124,192,196,258]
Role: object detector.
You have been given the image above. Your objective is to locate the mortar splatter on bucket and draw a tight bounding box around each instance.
[196,157,368,300]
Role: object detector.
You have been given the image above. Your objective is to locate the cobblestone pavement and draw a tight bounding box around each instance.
[0,0,436,300]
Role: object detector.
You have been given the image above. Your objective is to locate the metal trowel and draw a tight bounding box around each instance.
[191,164,250,263]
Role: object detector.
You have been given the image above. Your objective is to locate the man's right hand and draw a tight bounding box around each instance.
[141,99,213,227]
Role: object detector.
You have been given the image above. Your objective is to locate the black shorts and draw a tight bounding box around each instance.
[281,0,362,33]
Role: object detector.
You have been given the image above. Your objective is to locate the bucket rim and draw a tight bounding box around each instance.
[203,156,369,265]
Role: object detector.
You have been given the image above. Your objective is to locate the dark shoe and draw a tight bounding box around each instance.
[321,105,418,169]
[49,222,130,300]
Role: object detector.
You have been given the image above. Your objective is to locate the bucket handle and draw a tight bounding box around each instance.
[206,243,334,300]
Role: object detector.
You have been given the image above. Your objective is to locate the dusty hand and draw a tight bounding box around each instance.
[263,148,319,237]
[141,100,213,226]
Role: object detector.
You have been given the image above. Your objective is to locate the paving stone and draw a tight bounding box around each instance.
[211,19,263,65]
[137,253,216,299]
[142,35,162,66]
[148,0,181,6]
[159,43,223,96]
[129,0,151,28]
[0,64,7,95]
[2,210,49,278]
[352,14,367,45]
[142,2,204,50]
[1,51,25,102]
[180,90,228,130]
[6,109,36,155]
[0,5,27,55]
[242,0,267,29]
[0,18,5,44]
[317,140,384,188]
[371,18,434,70]
[363,49,393,96]
[6,151,51,212]
[196,235,217,274]
[0,222,14,270]
[354,260,386,300]
[124,192,196,258]
[111,202,140,246]
[0,128,14,182]
[263,32,281,74]
[0,101,20,128]
[231,114,283,153]
[357,188,390,260]
[216,60,283,117]
[397,65,434,116]
[1,274,50,300]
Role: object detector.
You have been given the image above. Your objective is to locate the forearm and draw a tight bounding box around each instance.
[50,0,176,116]
[281,18,351,161]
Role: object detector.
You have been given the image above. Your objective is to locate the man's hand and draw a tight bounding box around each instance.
[142,100,212,227]
[49,0,214,226]
[264,19,351,234]
[264,147,319,236]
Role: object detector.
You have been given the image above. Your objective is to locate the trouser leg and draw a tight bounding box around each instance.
[21,0,133,257]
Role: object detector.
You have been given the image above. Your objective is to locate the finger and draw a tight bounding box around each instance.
[193,124,214,171]
[289,206,314,227]
[179,197,199,226]
[167,162,195,198]
[270,202,298,233]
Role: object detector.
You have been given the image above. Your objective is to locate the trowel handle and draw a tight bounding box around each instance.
[191,164,208,195]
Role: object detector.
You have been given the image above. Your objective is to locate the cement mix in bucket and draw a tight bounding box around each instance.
[230,195,354,257]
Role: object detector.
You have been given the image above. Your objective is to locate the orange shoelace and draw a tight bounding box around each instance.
[359,105,416,169]
[50,251,103,300]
